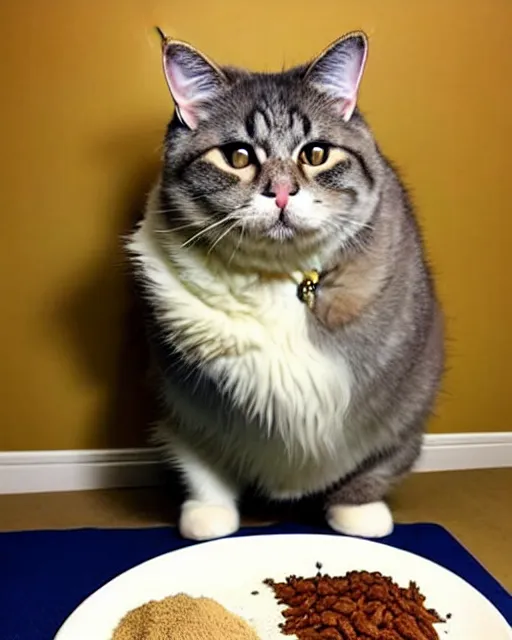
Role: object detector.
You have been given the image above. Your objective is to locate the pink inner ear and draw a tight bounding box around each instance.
[339,49,366,121]
[310,35,368,122]
[163,54,200,129]
[340,97,357,122]
[175,105,199,129]
[347,43,367,117]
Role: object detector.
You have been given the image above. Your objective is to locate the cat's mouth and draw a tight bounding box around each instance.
[264,209,319,243]
[266,209,297,241]
[244,207,320,244]
[267,219,296,242]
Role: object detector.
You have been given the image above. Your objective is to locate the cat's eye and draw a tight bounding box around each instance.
[299,143,331,167]
[220,143,256,170]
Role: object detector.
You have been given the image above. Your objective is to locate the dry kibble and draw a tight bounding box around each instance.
[264,570,445,639]
[320,610,339,626]
[369,602,387,626]
[337,616,358,639]
[417,620,441,640]
[352,610,380,638]
[319,629,343,639]
[333,597,357,615]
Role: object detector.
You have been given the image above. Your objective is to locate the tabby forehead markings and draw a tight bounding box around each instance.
[245,105,311,152]
[244,109,270,139]
[289,107,312,137]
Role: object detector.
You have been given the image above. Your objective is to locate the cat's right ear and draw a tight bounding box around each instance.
[305,32,368,122]
[162,40,227,129]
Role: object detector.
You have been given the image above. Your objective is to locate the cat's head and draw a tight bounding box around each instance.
[158,32,382,272]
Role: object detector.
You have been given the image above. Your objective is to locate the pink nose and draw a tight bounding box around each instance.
[275,185,290,210]
[262,181,299,208]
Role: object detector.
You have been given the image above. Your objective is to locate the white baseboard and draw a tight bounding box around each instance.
[413,432,512,472]
[0,448,161,495]
[0,432,510,495]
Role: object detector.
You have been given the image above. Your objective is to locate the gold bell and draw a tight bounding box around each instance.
[297,270,320,309]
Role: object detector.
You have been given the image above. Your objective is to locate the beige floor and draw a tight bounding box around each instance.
[0,469,511,590]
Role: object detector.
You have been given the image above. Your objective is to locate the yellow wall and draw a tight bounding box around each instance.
[0,0,511,451]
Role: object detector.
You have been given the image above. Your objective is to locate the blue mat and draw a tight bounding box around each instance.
[0,522,510,639]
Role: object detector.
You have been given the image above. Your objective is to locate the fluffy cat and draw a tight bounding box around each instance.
[128,31,444,541]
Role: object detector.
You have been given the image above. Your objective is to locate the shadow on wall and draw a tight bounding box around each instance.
[50,143,162,449]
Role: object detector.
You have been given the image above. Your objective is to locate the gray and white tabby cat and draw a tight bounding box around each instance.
[128,31,444,541]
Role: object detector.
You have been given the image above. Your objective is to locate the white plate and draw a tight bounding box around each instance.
[55,533,511,639]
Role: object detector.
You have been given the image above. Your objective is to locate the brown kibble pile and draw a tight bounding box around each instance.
[264,570,444,639]
[111,593,260,639]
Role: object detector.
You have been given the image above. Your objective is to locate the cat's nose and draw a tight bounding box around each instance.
[262,181,299,209]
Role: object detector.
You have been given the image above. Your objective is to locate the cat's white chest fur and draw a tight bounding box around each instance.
[129,218,352,496]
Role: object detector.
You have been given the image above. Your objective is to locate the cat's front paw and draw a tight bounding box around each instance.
[326,501,394,538]
[179,500,240,541]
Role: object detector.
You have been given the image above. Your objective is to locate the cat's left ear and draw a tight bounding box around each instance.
[305,32,368,122]
[162,39,227,129]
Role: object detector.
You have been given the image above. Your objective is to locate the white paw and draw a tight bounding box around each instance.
[179,500,240,541]
[326,501,394,538]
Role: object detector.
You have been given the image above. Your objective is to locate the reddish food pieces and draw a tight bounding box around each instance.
[264,571,445,640]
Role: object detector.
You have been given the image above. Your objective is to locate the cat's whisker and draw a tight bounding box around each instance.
[227,222,246,267]
[149,194,230,218]
[335,214,374,229]
[168,189,230,206]
[153,222,202,235]
[149,210,198,218]
[207,219,240,256]
[349,222,374,234]
[180,215,236,249]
